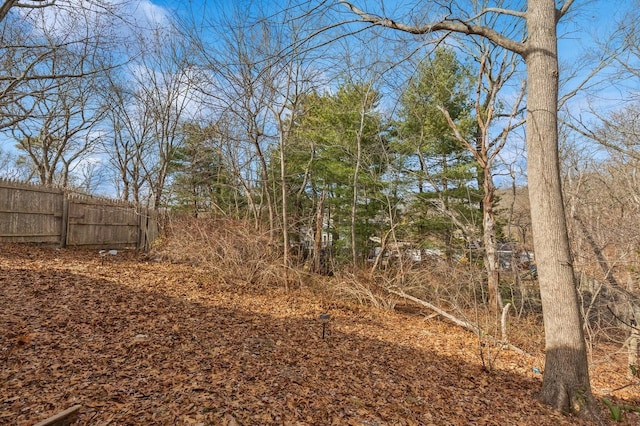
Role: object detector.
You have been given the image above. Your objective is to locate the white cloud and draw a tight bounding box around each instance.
[127,0,171,29]
[14,0,173,42]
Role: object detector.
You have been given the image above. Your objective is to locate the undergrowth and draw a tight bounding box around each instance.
[151,216,547,355]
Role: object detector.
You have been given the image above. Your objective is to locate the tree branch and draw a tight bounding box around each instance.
[558,54,616,110]
[0,0,55,23]
[437,105,484,167]
[338,1,526,55]
[558,0,575,20]
[489,78,526,163]
[0,0,17,22]
[469,7,526,20]
[387,288,531,356]
[387,288,480,334]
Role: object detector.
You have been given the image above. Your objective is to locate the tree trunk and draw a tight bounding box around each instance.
[525,0,593,415]
[351,130,362,269]
[351,91,369,269]
[482,173,502,311]
[313,191,325,274]
[279,130,289,273]
[254,138,275,244]
[629,308,639,378]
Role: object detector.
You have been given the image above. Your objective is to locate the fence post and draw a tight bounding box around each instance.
[144,209,150,251]
[137,208,144,250]
[60,196,69,248]
[138,207,150,251]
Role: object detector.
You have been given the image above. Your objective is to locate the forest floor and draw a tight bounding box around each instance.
[0,244,639,425]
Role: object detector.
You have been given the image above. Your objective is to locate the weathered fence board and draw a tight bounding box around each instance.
[0,181,63,243]
[0,179,157,249]
[66,196,140,248]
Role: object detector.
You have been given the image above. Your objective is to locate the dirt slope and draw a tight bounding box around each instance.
[0,245,637,425]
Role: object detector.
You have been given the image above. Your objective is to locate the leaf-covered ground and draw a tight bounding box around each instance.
[0,245,638,425]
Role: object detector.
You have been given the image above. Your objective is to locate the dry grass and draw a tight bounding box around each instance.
[152,216,289,288]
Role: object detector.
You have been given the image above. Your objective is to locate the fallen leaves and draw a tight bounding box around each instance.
[0,244,638,425]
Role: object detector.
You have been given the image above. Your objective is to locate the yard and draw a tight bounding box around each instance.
[0,244,638,425]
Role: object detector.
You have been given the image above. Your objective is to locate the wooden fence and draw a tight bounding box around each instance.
[0,179,157,250]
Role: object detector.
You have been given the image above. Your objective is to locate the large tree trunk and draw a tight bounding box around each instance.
[525,0,593,415]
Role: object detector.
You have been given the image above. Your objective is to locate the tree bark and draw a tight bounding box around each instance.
[524,0,593,415]
[351,105,364,269]
[278,126,290,274]
[312,191,325,274]
[482,174,503,311]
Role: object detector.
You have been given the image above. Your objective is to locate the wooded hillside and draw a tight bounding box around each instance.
[1,243,638,425]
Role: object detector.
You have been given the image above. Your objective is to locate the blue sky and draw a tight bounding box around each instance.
[146,0,635,180]
[148,0,632,91]
[1,0,635,193]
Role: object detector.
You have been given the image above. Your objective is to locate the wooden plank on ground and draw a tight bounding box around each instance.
[33,405,81,426]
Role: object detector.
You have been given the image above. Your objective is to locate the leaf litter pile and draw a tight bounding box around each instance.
[1,244,638,425]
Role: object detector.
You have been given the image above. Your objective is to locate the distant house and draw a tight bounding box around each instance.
[497,242,534,270]
[367,237,444,267]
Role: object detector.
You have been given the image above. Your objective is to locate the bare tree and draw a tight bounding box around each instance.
[0,0,122,132]
[10,77,105,187]
[266,36,319,271]
[0,146,22,178]
[130,26,197,209]
[2,4,113,186]
[562,109,640,381]
[186,2,282,242]
[337,0,595,416]
[438,38,526,311]
[100,68,154,203]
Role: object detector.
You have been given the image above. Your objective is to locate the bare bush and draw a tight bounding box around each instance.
[347,260,541,368]
[151,215,287,287]
[329,271,400,310]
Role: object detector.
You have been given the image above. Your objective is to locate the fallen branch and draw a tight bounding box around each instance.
[501,302,512,343]
[34,405,81,426]
[387,288,480,334]
[388,288,530,357]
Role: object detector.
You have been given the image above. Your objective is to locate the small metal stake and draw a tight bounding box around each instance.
[320,313,330,339]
